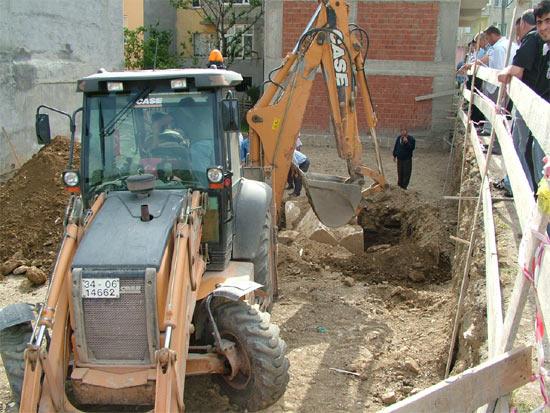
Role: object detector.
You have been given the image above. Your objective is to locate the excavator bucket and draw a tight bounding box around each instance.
[302,172,363,228]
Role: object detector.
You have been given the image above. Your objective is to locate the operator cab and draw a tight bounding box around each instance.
[35,68,245,271]
[76,68,242,201]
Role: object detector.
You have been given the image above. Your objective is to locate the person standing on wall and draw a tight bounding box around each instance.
[392,128,416,189]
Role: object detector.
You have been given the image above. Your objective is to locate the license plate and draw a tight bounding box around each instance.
[82,278,120,298]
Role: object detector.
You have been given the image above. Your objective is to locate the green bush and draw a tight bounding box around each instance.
[124,24,180,70]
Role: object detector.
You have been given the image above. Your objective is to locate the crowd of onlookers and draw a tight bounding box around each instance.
[457,0,550,198]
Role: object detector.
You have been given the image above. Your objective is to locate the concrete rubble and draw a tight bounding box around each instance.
[293,207,364,253]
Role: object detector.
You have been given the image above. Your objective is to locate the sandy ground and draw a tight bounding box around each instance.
[0,141,456,412]
[0,138,541,412]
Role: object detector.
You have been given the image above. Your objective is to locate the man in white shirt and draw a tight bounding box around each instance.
[288,150,310,197]
[475,26,517,137]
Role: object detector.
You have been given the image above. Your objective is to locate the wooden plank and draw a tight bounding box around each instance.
[468,125,503,357]
[473,66,500,87]
[458,108,468,127]
[492,116,535,233]
[382,346,532,413]
[462,88,472,104]
[415,89,457,101]
[508,78,550,156]
[499,210,549,354]
[466,88,535,232]
[472,93,495,124]
[444,195,513,201]
[537,245,550,330]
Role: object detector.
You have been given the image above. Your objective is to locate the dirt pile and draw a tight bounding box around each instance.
[0,137,78,275]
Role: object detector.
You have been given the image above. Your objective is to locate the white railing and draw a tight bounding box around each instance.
[382,64,550,412]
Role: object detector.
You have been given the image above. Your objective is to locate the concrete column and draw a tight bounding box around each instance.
[263,0,284,79]
[431,0,460,137]
[348,0,358,22]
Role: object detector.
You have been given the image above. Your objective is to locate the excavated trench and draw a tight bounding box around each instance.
[326,188,454,286]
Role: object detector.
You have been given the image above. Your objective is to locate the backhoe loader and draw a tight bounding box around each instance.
[0,68,287,412]
[0,0,384,411]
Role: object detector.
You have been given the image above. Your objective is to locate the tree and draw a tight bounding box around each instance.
[169,0,263,65]
[124,24,181,70]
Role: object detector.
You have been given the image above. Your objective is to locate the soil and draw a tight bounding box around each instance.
[0,136,539,412]
[0,137,79,273]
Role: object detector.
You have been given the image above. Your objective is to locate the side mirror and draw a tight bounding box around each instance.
[35,113,51,145]
[221,99,240,132]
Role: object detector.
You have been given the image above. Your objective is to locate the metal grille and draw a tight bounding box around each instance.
[82,278,150,363]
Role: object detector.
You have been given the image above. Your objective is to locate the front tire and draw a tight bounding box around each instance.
[212,300,289,412]
[0,322,33,405]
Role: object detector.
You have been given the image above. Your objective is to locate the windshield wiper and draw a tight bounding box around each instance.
[100,87,151,139]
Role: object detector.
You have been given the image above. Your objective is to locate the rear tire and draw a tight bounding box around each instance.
[212,300,289,412]
[0,322,33,405]
[253,210,277,312]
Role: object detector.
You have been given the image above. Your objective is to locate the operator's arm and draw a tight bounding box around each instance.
[498,33,538,84]
[461,54,489,72]
[408,136,416,151]
[497,65,524,84]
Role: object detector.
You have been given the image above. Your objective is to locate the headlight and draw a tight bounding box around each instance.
[170,78,187,89]
[107,82,124,92]
[207,167,223,183]
[63,170,80,187]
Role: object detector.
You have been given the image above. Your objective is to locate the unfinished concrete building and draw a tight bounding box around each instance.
[0,0,123,176]
[265,0,474,141]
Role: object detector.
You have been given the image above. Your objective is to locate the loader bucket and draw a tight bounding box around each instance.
[302,172,363,228]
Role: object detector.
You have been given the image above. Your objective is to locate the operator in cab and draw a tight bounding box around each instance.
[145,112,188,151]
[207,49,226,70]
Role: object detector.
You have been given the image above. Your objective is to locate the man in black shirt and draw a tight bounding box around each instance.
[532,0,550,185]
[392,128,416,189]
[498,8,546,191]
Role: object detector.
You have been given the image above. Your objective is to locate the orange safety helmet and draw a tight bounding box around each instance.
[208,49,224,63]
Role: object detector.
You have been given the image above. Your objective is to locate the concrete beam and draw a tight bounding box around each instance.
[364,60,455,76]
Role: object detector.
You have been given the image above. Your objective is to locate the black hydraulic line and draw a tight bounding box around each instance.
[296,27,358,90]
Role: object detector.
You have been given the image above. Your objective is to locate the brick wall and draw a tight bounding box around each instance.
[281,0,439,135]
[361,75,432,129]
[357,2,439,61]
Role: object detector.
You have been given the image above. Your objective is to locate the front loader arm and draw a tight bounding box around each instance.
[20,193,106,413]
[155,191,206,413]
[246,0,385,223]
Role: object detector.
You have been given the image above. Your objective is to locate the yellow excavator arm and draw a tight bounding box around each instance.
[246,0,386,227]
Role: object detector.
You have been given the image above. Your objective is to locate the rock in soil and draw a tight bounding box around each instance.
[278,230,300,245]
[12,265,29,275]
[0,258,24,275]
[343,276,355,287]
[366,244,391,253]
[407,270,426,282]
[381,391,397,405]
[404,358,421,375]
[285,201,301,229]
[339,230,364,255]
[26,266,47,285]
